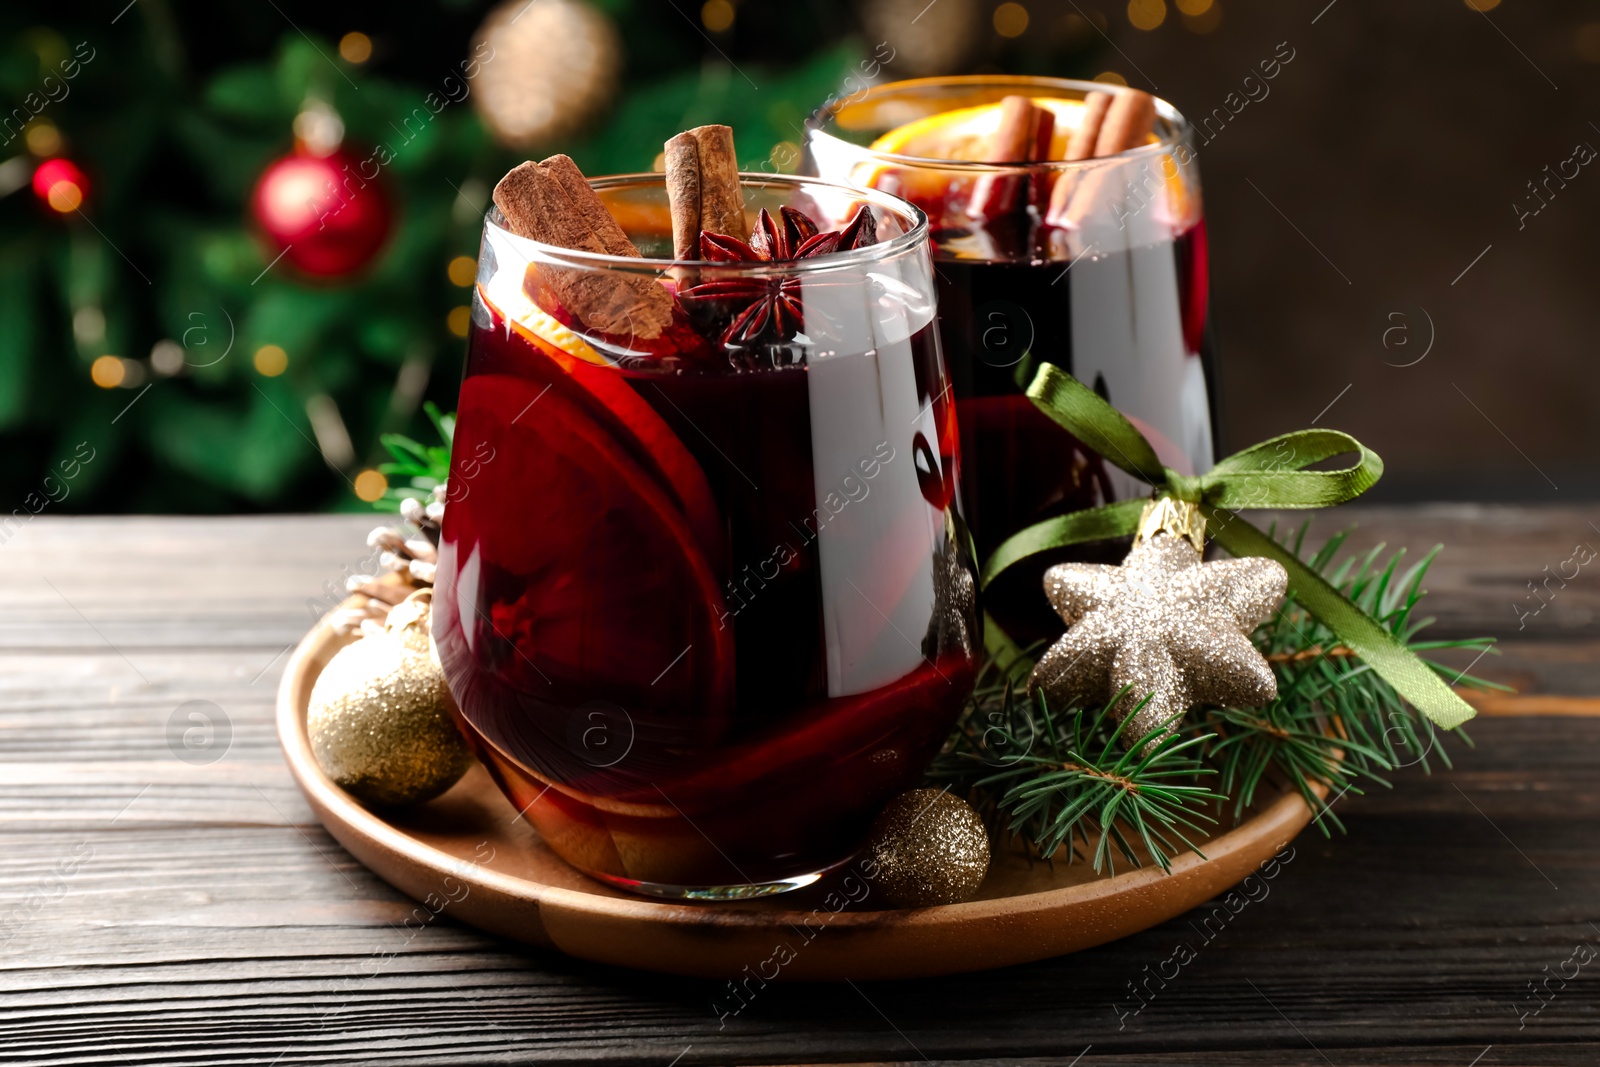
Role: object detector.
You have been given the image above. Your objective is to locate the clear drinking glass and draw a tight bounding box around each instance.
[432,173,978,899]
[807,76,1216,644]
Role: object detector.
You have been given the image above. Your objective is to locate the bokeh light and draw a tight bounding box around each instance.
[339,32,373,63]
[769,141,799,173]
[994,2,1030,37]
[254,344,289,377]
[1576,22,1600,63]
[73,306,105,344]
[25,121,61,157]
[701,0,734,32]
[448,255,477,287]
[1183,0,1222,32]
[91,355,125,389]
[1128,0,1167,31]
[353,469,388,502]
[150,340,185,376]
[33,157,86,214]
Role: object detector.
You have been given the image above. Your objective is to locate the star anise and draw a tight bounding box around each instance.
[677,205,878,353]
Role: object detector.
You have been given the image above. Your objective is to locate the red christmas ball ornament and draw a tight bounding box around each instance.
[32,157,88,214]
[250,148,394,279]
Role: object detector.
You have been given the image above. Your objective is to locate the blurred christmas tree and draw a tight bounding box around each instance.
[0,0,1099,513]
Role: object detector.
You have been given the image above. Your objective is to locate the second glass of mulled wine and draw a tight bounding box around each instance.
[807,76,1217,644]
[432,172,978,899]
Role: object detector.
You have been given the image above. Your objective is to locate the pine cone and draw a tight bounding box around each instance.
[332,485,451,636]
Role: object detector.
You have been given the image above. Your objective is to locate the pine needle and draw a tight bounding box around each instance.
[936,524,1505,871]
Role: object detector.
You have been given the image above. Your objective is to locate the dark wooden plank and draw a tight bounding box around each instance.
[1258,504,1600,700]
[5,717,1584,1066]
[0,511,1596,1065]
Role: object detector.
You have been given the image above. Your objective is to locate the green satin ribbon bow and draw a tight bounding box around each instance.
[981,363,1477,731]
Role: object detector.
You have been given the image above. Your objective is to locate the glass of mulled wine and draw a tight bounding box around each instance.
[807,76,1217,644]
[433,173,978,899]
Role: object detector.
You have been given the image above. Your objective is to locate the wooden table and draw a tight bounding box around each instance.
[5,507,1598,1066]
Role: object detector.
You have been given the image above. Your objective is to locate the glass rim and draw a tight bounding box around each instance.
[483,171,930,277]
[805,74,1193,174]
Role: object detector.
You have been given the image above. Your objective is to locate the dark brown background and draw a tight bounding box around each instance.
[1112,1,1599,499]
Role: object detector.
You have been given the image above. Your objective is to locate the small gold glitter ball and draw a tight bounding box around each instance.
[864,789,990,908]
[308,628,472,808]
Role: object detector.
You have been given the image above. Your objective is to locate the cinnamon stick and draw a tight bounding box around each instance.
[492,154,675,339]
[1095,88,1156,157]
[1044,164,1078,229]
[972,95,1055,220]
[1045,89,1159,229]
[663,134,702,262]
[694,126,747,242]
[1065,91,1111,162]
[988,94,1052,163]
[664,124,748,257]
[541,153,640,258]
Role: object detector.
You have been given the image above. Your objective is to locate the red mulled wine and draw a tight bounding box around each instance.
[807,79,1219,645]
[930,220,1216,642]
[432,175,977,897]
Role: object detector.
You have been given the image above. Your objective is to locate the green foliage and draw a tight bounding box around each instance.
[1205,525,1500,833]
[0,20,495,512]
[376,402,454,511]
[0,4,870,513]
[0,250,35,426]
[935,671,1223,875]
[935,527,1503,873]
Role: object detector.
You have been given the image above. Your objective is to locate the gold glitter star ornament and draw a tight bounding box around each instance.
[1028,499,1288,746]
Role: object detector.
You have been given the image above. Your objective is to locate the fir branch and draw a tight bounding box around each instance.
[1205,523,1505,833]
[374,402,454,512]
[936,524,1507,870]
[933,673,1223,875]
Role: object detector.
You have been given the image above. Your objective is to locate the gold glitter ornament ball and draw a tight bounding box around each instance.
[864,789,990,908]
[308,624,472,808]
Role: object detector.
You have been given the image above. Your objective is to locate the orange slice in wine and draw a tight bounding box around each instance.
[478,275,725,567]
[456,372,734,732]
[870,98,1089,161]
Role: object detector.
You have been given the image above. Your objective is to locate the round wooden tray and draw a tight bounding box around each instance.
[277,610,1320,981]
